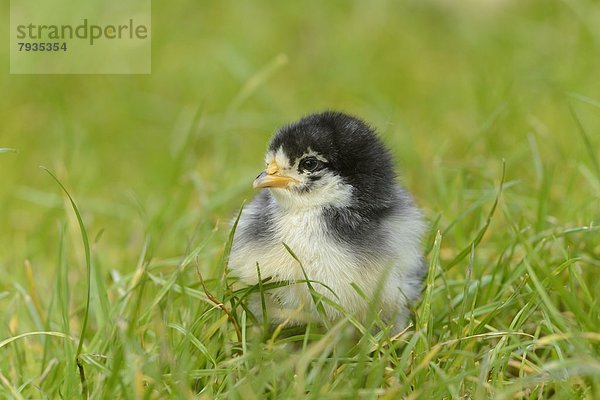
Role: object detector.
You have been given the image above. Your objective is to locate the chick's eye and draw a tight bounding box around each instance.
[299,157,321,172]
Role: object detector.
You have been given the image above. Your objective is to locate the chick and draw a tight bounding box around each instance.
[229,111,426,332]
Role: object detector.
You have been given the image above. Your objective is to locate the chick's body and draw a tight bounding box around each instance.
[229,112,426,331]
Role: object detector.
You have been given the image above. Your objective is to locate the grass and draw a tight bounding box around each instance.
[1,0,600,398]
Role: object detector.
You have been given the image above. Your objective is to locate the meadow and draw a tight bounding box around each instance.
[1,0,599,398]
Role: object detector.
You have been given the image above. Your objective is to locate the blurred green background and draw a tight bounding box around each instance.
[1,0,599,309]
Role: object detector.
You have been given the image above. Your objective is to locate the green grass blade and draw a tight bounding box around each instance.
[446,160,506,270]
[0,331,75,349]
[569,102,600,178]
[282,243,330,325]
[418,230,442,343]
[41,167,92,357]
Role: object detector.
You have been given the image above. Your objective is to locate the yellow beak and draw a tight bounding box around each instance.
[253,160,299,189]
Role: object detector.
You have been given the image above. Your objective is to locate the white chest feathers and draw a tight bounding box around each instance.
[228,204,408,324]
